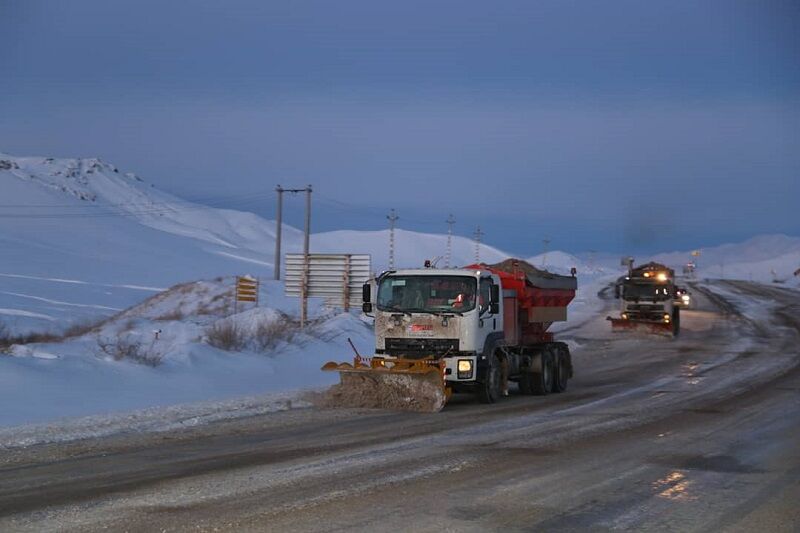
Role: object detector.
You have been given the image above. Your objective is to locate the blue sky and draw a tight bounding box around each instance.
[1,0,798,255]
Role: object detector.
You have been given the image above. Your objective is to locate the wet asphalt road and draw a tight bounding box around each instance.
[0,281,798,532]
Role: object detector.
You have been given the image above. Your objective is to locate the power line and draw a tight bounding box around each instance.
[314,192,445,227]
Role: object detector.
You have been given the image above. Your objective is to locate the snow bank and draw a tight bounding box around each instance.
[0,278,373,431]
[0,391,312,449]
[550,272,619,333]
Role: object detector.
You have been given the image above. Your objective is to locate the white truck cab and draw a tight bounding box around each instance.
[366,268,503,385]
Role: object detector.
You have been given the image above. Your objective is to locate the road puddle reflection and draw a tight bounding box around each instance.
[681,362,699,375]
[651,471,697,501]
[681,362,705,385]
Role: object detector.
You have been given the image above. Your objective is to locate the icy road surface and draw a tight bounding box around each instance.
[0,281,798,532]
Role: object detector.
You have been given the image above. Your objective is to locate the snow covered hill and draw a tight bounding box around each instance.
[3,150,796,336]
[649,234,800,284]
[0,152,517,333]
[4,150,795,337]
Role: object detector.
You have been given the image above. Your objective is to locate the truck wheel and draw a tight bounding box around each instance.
[519,373,532,395]
[530,351,554,396]
[476,354,502,404]
[519,368,533,395]
[552,349,569,393]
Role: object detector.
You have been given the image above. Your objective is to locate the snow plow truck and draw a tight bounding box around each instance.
[322,259,577,412]
[608,261,680,336]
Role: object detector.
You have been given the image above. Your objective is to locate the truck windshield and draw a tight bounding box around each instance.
[377,275,477,314]
[623,283,672,301]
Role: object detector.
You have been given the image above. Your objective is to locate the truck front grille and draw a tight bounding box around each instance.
[627,304,665,312]
[384,338,460,358]
[626,303,667,320]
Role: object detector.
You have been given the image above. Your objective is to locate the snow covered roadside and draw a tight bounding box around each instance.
[699,281,785,324]
[0,390,311,450]
[0,271,614,449]
[0,278,375,447]
[550,272,620,334]
[0,275,613,449]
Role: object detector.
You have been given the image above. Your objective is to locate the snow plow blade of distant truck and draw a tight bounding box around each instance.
[321,356,451,413]
[608,317,675,337]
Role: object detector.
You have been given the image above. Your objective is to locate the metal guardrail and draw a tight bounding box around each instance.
[284,253,371,310]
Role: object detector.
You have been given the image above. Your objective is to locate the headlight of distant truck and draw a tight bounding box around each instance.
[657,272,668,282]
[457,359,473,379]
[681,294,690,303]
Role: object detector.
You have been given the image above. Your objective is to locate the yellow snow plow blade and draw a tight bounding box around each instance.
[320,356,451,413]
[609,317,675,337]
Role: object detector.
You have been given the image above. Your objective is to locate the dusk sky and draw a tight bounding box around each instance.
[2,0,798,255]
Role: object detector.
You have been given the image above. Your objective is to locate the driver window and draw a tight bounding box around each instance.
[479,278,492,314]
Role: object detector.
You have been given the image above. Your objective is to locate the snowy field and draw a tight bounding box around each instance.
[1,151,797,443]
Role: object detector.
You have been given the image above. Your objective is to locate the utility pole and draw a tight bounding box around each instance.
[445,214,456,268]
[541,238,551,268]
[273,186,284,280]
[473,226,484,263]
[387,209,399,269]
[302,185,312,327]
[274,185,312,325]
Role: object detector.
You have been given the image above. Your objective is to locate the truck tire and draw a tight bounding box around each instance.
[518,350,539,395]
[476,354,503,404]
[529,350,554,396]
[673,307,681,337]
[552,347,569,393]
[519,366,533,395]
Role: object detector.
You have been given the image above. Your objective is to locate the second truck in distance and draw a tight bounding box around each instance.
[609,261,680,336]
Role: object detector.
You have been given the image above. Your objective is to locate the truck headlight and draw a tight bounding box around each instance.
[657,273,668,282]
[457,359,473,379]
[622,312,628,320]
[681,294,690,303]
[664,313,671,322]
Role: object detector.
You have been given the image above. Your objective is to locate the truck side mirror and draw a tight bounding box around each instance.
[490,284,500,303]
[362,283,371,303]
[490,302,499,314]
[362,283,373,313]
[614,285,620,299]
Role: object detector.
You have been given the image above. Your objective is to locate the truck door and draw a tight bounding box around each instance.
[479,277,497,331]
